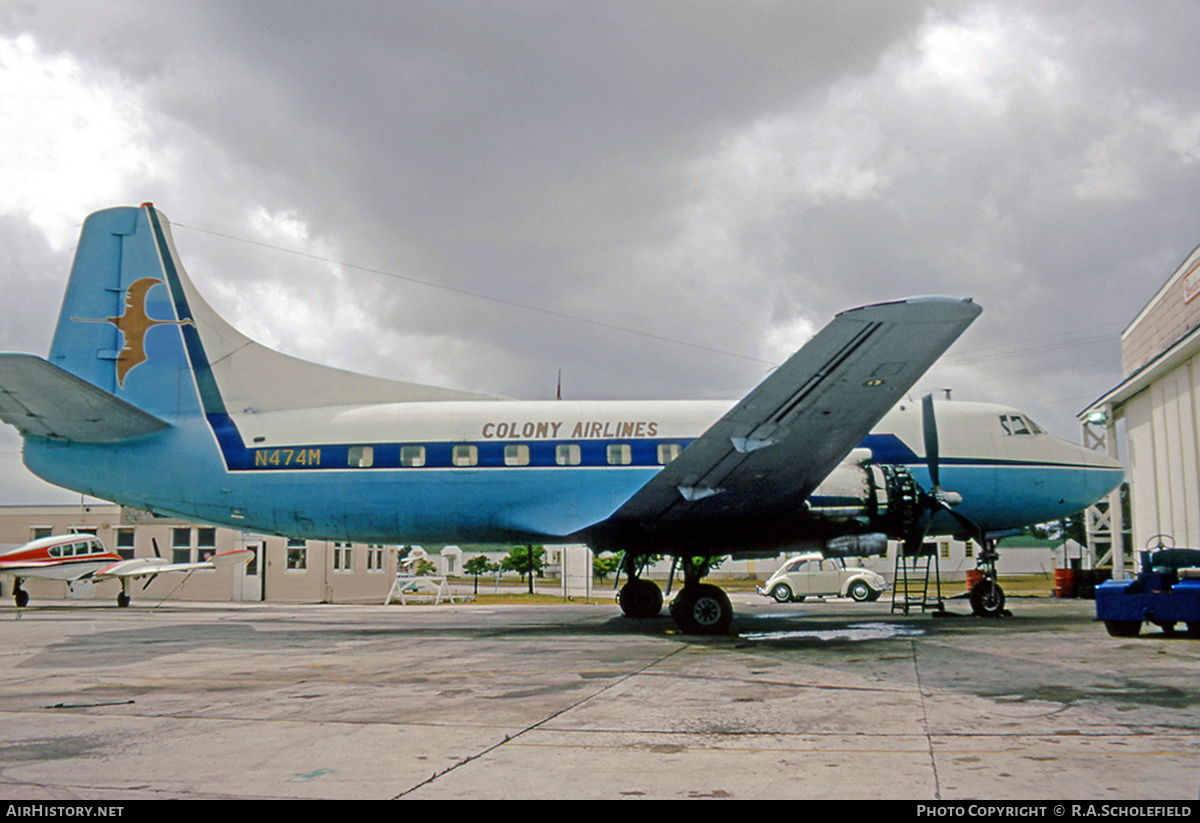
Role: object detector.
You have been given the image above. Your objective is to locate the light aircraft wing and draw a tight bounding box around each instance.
[610,297,980,526]
[94,549,254,580]
[0,353,169,442]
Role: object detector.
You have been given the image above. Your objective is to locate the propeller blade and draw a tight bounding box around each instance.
[151,537,162,559]
[922,393,940,490]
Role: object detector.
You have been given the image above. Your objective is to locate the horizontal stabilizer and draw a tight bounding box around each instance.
[0,353,169,442]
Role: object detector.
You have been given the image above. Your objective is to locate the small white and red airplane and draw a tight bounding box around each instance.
[0,533,252,607]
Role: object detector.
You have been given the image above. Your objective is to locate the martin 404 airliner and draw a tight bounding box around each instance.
[0,205,1122,631]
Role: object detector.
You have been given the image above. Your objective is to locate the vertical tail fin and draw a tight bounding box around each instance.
[48,203,503,423]
[48,205,210,420]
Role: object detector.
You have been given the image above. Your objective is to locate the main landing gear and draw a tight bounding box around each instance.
[12,579,29,608]
[617,554,733,635]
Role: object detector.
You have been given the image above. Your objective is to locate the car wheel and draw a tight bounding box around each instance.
[770,583,793,603]
[848,580,873,602]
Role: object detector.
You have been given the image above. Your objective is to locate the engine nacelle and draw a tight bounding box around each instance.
[823,532,889,557]
[804,451,924,543]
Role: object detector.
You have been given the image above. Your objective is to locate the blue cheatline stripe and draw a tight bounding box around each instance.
[145,206,229,419]
[145,206,248,467]
[240,437,697,471]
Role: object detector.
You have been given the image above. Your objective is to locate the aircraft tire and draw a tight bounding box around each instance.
[672,584,732,635]
[969,580,1006,617]
[848,580,873,602]
[1105,620,1142,638]
[618,579,662,619]
[770,583,793,603]
[117,592,130,608]
[14,589,28,608]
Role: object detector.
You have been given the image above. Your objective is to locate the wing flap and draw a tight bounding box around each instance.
[611,297,980,526]
[0,353,169,442]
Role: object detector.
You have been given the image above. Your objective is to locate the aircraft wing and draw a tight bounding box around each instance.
[609,296,980,527]
[94,550,254,580]
[0,354,169,442]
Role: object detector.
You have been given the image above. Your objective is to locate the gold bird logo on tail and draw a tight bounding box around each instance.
[75,276,193,387]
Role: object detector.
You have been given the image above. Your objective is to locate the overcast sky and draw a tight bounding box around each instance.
[2,1,1199,504]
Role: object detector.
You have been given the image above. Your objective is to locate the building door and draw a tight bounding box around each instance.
[236,540,264,601]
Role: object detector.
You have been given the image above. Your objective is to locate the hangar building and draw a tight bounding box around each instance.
[1083,243,1200,563]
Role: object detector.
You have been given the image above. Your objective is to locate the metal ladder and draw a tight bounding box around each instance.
[891,541,945,614]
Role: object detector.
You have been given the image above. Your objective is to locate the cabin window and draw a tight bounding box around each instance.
[401,445,426,467]
[999,414,1043,436]
[348,445,374,468]
[504,444,530,466]
[556,444,581,466]
[452,444,478,467]
[657,443,682,465]
[607,444,632,466]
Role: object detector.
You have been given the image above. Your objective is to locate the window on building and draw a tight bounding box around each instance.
[607,443,632,465]
[116,528,136,560]
[366,545,385,572]
[940,541,950,559]
[348,446,374,468]
[197,528,216,561]
[333,542,354,571]
[172,527,192,563]
[401,445,426,467]
[504,444,530,466]
[286,539,307,571]
[452,444,478,467]
[31,526,52,541]
[556,444,581,466]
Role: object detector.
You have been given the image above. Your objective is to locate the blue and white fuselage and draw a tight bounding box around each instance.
[0,204,1123,626]
[24,395,1121,547]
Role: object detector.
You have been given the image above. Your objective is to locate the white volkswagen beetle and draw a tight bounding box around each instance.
[758,553,889,603]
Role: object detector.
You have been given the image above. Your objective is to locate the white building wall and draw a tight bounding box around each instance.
[1122,352,1200,552]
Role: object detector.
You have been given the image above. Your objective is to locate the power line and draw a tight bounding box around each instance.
[173,222,1124,372]
[173,222,776,366]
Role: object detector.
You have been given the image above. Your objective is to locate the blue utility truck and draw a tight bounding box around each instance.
[1095,548,1200,638]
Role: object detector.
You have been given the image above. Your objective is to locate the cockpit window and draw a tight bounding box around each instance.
[999,414,1043,436]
